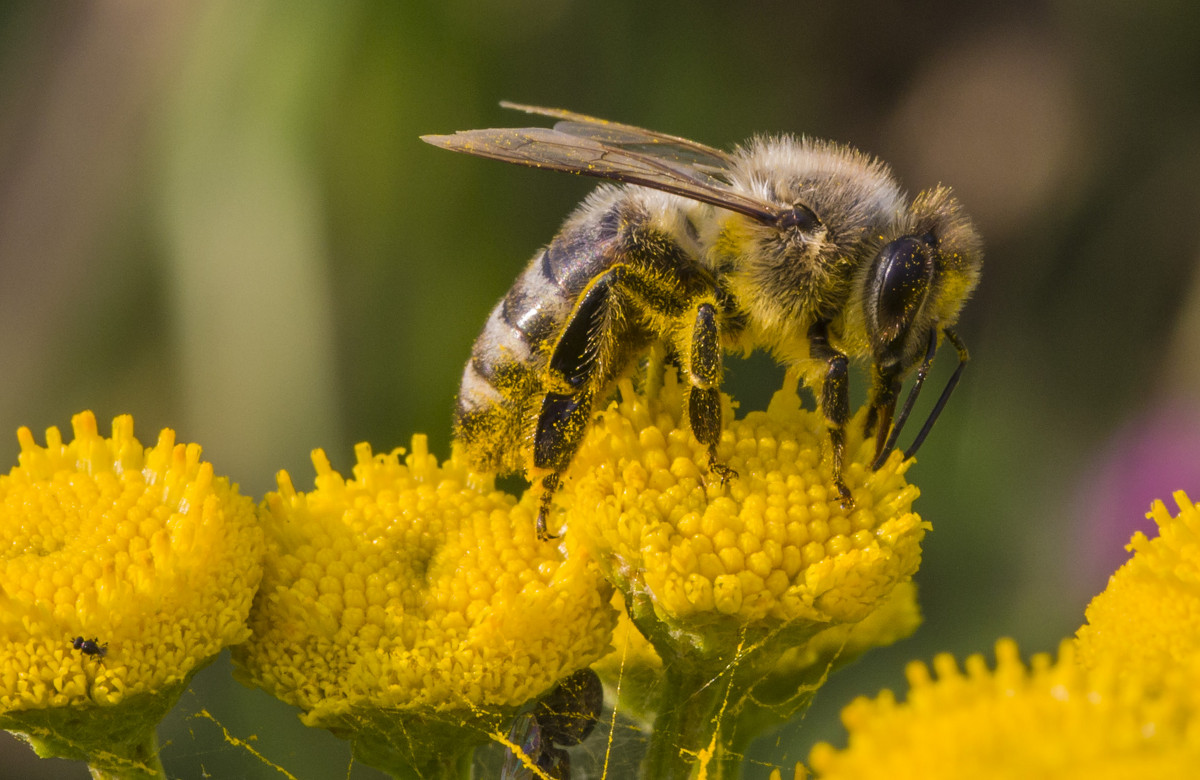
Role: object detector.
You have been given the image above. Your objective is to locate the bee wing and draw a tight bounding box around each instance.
[499,101,735,178]
[422,118,782,225]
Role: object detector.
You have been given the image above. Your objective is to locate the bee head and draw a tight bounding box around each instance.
[863,186,982,369]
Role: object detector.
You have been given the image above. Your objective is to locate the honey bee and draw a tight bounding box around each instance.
[423,103,982,540]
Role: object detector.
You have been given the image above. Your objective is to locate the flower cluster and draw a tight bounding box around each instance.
[0,375,944,778]
[0,412,262,775]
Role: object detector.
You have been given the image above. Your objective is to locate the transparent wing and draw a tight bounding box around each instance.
[422,107,781,225]
[500,101,735,179]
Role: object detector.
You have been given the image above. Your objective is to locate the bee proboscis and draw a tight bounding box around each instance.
[423,103,982,539]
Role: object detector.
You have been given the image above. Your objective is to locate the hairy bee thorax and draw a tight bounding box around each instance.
[701,136,908,359]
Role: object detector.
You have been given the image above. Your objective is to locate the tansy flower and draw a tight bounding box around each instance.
[808,639,1200,779]
[560,370,927,778]
[1076,490,1200,682]
[0,412,263,779]
[232,436,617,779]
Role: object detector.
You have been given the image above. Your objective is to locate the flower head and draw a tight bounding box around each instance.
[1076,491,1200,681]
[809,639,1200,779]
[0,412,263,774]
[563,371,926,652]
[233,436,616,776]
[561,370,927,777]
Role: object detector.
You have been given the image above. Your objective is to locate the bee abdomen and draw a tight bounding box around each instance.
[453,192,668,477]
[454,248,578,475]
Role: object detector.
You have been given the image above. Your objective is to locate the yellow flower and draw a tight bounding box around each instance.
[564,371,926,638]
[560,370,927,778]
[1076,491,1200,681]
[233,435,616,778]
[0,411,263,777]
[809,639,1200,779]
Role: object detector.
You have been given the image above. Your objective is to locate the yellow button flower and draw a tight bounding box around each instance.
[560,370,928,778]
[1076,491,1200,681]
[565,371,925,632]
[0,412,263,778]
[232,436,616,778]
[809,639,1200,779]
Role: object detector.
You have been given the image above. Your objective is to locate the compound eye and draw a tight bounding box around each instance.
[868,235,935,349]
[776,204,821,232]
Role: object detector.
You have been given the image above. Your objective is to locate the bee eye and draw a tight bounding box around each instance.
[867,235,935,350]
[776,204,821,232]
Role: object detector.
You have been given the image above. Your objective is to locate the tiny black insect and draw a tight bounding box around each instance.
[72,636,107,657]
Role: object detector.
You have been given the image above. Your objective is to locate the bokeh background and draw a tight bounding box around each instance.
[2,1,1199,777]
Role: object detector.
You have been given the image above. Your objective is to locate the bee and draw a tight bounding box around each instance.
[423,103,982,540]
[501,668,603,780]
[71,636,107,658]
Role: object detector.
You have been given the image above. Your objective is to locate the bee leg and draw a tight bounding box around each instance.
[902,328,969,459]
[533,391,595,540]
[808,319,853,506]
[532,271,623,540]
[536,472,561,541]
[685,302,736,484]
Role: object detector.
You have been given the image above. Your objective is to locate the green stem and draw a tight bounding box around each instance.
[642,663,743,780]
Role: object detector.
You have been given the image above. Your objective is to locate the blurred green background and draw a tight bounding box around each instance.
[2,1,1199,777]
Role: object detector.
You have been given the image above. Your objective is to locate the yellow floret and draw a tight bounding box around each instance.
[1076,491,1200,682]
[233,435,616,776]
[809,639,1200,779]
[0,412,263,771]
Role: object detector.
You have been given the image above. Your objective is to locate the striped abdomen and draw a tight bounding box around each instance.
[454,205,628,476]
